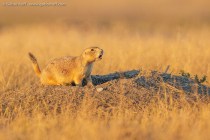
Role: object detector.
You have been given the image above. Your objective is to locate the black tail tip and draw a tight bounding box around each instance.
[29,52,36,61]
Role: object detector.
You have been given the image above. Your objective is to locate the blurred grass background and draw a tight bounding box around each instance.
[1,0,210,24]
[1,0,210,140]
[1,0,210,91]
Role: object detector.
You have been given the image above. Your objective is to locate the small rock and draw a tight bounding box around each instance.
[96,88,103,92]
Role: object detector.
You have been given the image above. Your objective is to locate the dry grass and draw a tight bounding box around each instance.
[1,0,210,139]
[1,21,210,91]
[1,21,210,140]
[0,69,210,140]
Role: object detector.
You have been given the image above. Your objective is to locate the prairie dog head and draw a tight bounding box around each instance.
[82,47,103,63]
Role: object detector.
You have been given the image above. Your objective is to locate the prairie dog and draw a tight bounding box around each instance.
[29,47,103,86]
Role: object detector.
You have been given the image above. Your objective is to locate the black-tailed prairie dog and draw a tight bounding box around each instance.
[29,47,103,86]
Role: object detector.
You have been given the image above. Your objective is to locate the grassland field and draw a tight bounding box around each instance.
[1,21,210,91]
[1,0,210,139]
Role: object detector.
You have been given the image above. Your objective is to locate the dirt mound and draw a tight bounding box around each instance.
[1,70,209,117]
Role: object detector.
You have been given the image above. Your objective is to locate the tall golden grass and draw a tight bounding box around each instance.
[0,21,210,139]
[1,0,210,139]
[1,21,210,91]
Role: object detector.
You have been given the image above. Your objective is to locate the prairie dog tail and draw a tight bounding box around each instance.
[29,52,41,77]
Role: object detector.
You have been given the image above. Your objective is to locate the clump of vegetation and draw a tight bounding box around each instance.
[179,70,190,78]
[195,75,207,84]
[180,70,207,83]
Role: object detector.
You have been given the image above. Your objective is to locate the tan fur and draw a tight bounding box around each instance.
[29,53,41,77]
[29,47,103,86]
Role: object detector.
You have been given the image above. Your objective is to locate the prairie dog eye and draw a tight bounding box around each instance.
[91,49,94,51]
